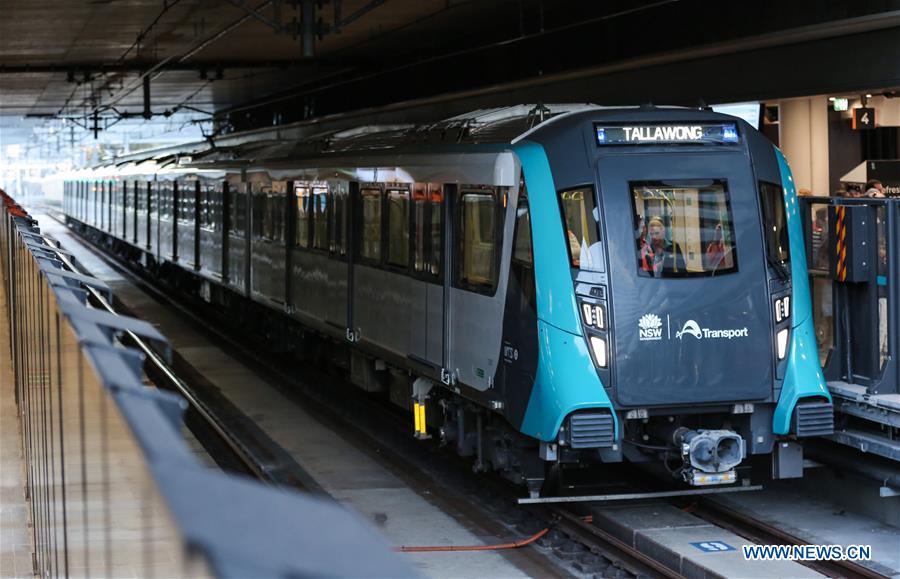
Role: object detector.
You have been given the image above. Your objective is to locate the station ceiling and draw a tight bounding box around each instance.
[0,0,899,141]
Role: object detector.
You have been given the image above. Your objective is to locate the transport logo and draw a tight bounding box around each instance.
[676,320,703,340]
[638,314,663,341]
[676,319,749,340]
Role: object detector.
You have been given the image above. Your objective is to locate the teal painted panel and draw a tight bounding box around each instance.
[512,141,581,335]
[773,150,831,434]
[521,319,618,441]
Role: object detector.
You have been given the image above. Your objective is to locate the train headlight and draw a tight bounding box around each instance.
[774,296,790,323]
[776,328,789,360]
[581,302,605,330]
[589,336,608,368]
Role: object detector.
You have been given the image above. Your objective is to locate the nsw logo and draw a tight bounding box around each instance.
[676,319,703,340]
[638,314,663,341]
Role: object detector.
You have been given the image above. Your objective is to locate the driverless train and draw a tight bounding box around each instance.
[63,105,833,495]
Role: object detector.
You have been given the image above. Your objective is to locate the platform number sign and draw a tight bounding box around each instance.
[690,541,736,553]
[852,107,876,130]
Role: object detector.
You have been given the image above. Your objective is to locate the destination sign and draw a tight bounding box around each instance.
[594,122,740,146]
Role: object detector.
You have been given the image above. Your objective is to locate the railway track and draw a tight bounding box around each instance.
[47,209,891,579]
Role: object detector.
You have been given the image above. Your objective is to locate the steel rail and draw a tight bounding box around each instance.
[537,505,686,579]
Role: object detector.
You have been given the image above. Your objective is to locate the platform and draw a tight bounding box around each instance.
[828,381,900,461]
[0,266,33,578]
[590,503,822,578]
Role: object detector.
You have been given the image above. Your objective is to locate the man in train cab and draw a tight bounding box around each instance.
[640,216,686,277]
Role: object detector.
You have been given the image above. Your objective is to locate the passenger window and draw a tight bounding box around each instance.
[387,188,410,267]
[295,186,310,247]
[361,187,382,261]
[413,185,427,272]
[313,187,329,250]
[252,191,265,240]
[178,183,194,223]
[412,183,442,276]
[330,186,348,255]
[458,190,498,291]
[429,186,443,276]
[759,182,790,264]
[231,186,247,236]
[559,187,601,271]
[513,195,534,266]
[160,184,174,220]
[265,190,284,243]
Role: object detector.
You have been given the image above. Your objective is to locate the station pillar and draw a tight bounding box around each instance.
[780,97,831,197]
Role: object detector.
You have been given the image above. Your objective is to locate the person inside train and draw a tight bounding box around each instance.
[704,223,733,270]
[640,216,685,277]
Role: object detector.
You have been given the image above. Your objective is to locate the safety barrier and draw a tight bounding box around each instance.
[800,196,899,463]
[0,190,413,578]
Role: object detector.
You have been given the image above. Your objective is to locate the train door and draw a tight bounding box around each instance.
[408,183,443,366]
[596,152,774,406]
[445,185,510,391]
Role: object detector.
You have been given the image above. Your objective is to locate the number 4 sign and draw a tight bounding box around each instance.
[853,107,876,130]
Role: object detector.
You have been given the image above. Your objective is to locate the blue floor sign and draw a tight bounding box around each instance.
[690,541,736,552]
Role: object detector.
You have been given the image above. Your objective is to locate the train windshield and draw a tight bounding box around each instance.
[631,180,738,278]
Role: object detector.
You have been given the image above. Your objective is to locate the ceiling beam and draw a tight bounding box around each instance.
[0,60,312,75]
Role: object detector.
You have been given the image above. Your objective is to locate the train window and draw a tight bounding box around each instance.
[178,183,194,223]
[758,182,790,265]
[458,190,498,291]
[513,194,534,267]
[160,184,174,220]
[230,186,247,236]
[631,180,738,278]
[387,188,410,268]
[295,186,310,247]
[429,186,443,276]
[266,191,285,243]
[312,187,329,250]
[559,187,601,271]
[330,186,348,256]
[252,192,265,239]
[361,187,382,261]
[413,184,443,276]
[413,185,427,272]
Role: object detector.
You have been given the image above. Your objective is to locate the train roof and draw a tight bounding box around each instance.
[81,104,743,177]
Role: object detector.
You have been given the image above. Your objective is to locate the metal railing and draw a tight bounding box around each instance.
[1,190,414,578]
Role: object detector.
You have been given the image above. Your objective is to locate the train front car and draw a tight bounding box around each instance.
[510,108,833,492]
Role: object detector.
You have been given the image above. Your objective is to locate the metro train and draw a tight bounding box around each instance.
[63,105,834,496]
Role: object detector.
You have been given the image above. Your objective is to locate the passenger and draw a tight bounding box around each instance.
[567,229,581,266]
[704,223,732,270]
[866,179,886,197]
[640,217,685,277]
